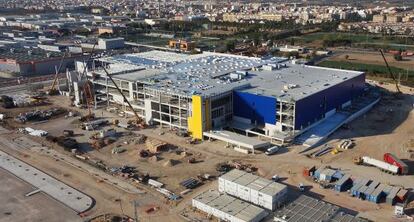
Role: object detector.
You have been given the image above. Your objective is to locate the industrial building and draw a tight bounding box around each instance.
[83,50,367,147]
[0,47,83,76]
[273,195,364,222]
[192,189,268,222]
[218,169,287,210]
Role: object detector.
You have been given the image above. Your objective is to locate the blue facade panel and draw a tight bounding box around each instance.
[295,73,365,130]
[233,91,277,125]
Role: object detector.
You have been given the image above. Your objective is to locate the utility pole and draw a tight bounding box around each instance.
[132,200,139,222]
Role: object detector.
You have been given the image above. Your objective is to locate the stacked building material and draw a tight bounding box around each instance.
[146,139,168,153]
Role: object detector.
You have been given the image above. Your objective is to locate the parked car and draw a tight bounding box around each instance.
[265,146,280,155]
[299,183,305,192]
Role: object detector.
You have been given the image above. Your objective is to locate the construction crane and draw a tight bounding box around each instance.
[79,43,98,120]
[379,49,402,94]
[49,51,68,95]
[101,65,145,127]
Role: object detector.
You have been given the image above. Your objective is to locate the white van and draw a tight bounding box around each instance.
[265,146,280,155]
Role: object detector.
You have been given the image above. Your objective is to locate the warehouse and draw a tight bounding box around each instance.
[218,169,287,210]
[86,50,367,144]
[0,46,83,76]
[192,189,268,222]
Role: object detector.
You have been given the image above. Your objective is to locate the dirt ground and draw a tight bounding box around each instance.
[329,52,414,70]
[0,82,413,222]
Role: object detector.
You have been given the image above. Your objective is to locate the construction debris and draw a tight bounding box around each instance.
[111,147,126,154]
[139,150,150,158]
[134,134,147,144]
[163,159,178,167]
[15,108,65,123]
[180,178,200,189]
[82,119,108,130]
[145,206,159,214]
[19,127,48,137]
[146,139,169,153]
[98,128,116,138]
[149,155,160,162]
[313,146,332,157]
[63,130,74,137]
[148,179,164,188]
[0,95,14,108]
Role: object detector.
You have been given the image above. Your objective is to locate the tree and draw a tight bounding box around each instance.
[225,40,236,52]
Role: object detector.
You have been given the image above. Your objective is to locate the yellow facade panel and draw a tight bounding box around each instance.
[187,95,203,139]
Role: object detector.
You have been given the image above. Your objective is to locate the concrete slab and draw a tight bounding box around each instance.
[204,130,270,150]
[0,168,82,222]
[0,150,93,213]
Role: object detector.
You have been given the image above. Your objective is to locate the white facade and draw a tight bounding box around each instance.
[192,189,268,222]
[219,169,288,211]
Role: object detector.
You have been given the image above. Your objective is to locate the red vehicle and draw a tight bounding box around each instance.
[383,153,409,175]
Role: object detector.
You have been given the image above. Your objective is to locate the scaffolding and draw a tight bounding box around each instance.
[277,99,295,133]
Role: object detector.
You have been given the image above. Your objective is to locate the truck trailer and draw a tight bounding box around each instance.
[362,156,399,175]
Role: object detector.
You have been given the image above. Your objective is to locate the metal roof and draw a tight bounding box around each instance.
[274,195,364,222]
[220,169,247,182]
[193,189,268,222]
[242,64,363,101]
[94,50,363,99]
[0,46,69,62]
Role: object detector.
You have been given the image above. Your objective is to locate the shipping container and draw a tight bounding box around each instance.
[383,185,393,195]
[332,171,344,180]
[313,167,324,179]
[303,166,316,177]
[363,186,376,201]
[386,187,401,205]
[383,153,409,175]
[357,186,369,199]
[367,181,380,190]
[369,184,387,203]
[369,184,386,203]
[396,189,408,203]
[351,179,370,197]
[319,168,337,182]
[334,174,352,192]
[352,177,363,186]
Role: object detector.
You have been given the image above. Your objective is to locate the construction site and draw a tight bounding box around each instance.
[0,49,413,222]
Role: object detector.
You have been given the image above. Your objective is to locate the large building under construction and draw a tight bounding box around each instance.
[86,50,366,143]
